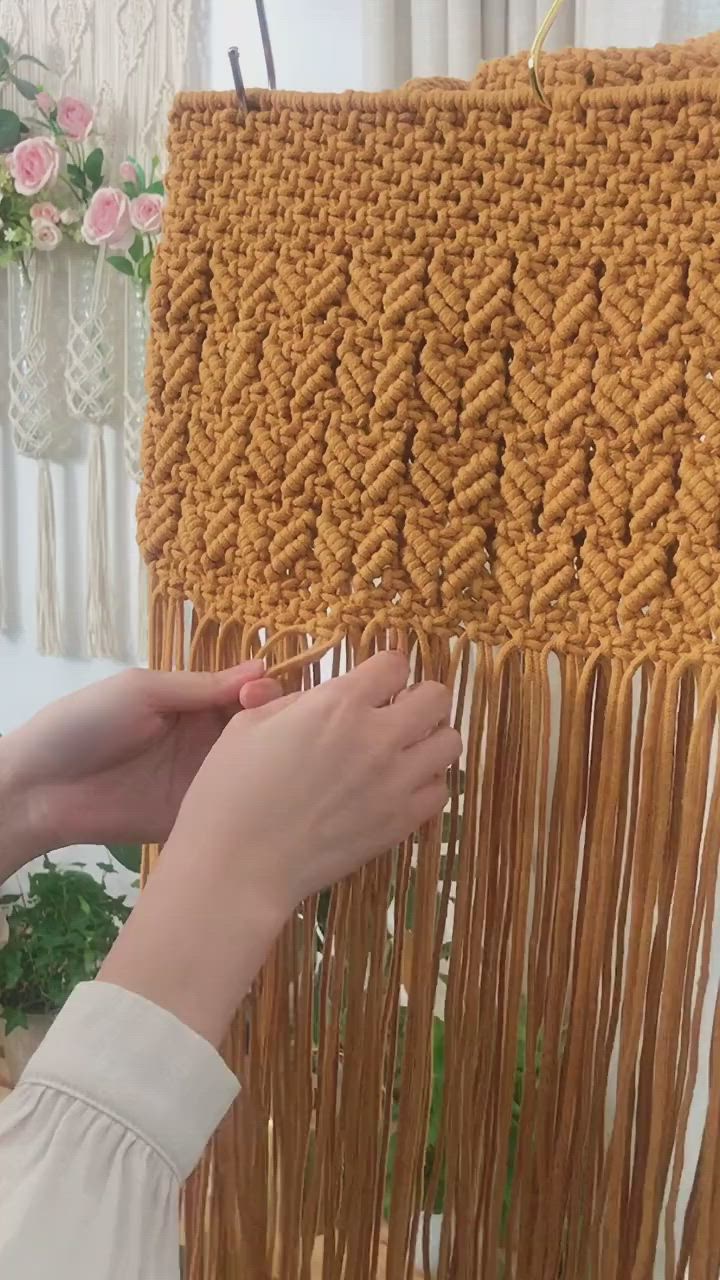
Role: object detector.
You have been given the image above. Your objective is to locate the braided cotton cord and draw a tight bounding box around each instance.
[66,250,116,658]
[8,264,61,654]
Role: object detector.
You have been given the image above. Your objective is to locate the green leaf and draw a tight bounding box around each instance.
[147,180,164,195]
[0,107,23,151]
[15,55,49,71]
[0,893,19,906]
[105,843,142,872]
[84,146,104,191]
[9,73,37,101]
[128,234,144,263]
[66,161,87,188]
[78,897,91,916]
[107,256,135,280]
[96,862,116,876]
[138,251,153,283]
[3,1006,28,1034]
[0,37,11,58]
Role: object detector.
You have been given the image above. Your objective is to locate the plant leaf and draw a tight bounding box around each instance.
[84,146,104,190]
[3,1006,28,1034]
[0,107,23,151]
[138,251,153,283]
[15,55,49,71]
[0,894,19,906]
[105,843,142,872]
[96,862,116,875]
[128,234,144,263]
[107,256,135,279]
[0,37,11,58]
[66,161,87,188]
[9,73,37,101]
[147,180,164,195]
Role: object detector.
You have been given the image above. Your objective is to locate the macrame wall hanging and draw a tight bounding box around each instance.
[139,32,720,1280]
[0,0,203,659]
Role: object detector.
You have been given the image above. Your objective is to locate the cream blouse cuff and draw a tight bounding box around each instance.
[0,980,239,1279]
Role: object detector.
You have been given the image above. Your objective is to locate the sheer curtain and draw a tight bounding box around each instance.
[360,0,719,89]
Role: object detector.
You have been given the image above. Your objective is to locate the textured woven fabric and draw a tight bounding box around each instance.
[138,35,720,1280]
[139,35,720,662]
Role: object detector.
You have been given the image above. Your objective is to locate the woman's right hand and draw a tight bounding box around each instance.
[170,649,460,913]
[100,652,461,1047]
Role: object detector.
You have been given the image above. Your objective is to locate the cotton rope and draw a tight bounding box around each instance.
[138,33,720,1280]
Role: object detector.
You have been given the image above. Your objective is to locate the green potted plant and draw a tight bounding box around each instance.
[0,856,131,1083]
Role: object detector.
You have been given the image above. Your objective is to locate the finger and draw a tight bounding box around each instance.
[339,651,409,708]
[409,777,451,831]
[402,726,462,790]
[387,681,452,745]
[148,662,267,713]
[238,676,283,710]
[241,689,303,723]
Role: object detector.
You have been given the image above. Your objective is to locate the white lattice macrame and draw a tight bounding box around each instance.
[8,263,62,655]
[65,250,115,658]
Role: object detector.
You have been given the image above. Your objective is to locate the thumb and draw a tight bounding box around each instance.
[147,662,268,713]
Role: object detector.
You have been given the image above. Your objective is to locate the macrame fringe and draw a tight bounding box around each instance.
[36,459,61,656]
[136,552,148,664]
[85,424,114,659]
[147,595,720,1280]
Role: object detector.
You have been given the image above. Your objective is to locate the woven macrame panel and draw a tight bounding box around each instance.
[139,35,720,1280]
[140,53,720,661]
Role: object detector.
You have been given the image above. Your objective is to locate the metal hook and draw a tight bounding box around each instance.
[228,0,277,116]
[528,0,567,110]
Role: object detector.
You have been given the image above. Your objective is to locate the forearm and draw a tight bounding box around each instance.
[0,734,51,881]
[99,834,287,1048]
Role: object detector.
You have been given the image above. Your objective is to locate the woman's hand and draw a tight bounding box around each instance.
[0,663,281,879]
[173,650,460,912]
[100,652,462,1045]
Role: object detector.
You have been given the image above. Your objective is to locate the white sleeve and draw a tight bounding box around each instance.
[0,981,239,1280]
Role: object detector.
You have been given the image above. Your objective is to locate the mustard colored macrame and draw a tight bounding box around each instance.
[139,33,720,1280]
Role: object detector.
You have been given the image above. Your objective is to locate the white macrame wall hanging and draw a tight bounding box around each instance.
[7,263,61,654]
[0,0,207,659]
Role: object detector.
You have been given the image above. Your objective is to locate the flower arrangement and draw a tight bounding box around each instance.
[0,34,163,296]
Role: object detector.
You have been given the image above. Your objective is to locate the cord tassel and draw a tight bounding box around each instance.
[36,459,61,655]
[86,424,114,658]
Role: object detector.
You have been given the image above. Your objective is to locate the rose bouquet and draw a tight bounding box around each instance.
[0,34,163,296]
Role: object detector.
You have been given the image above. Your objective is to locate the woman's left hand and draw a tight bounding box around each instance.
[0,663,281,877]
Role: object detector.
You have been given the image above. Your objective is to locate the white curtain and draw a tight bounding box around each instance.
[360,0,720,89]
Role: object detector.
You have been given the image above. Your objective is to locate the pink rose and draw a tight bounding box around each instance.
[32,218,62,251]
[8,137,61,197]
[82,187,133,250]
[119,160,138,185]
[60,207,80,225]
[56,96,94,141]
[30,201,60,223]
[129,192,163,235]
[35,91,55,115]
